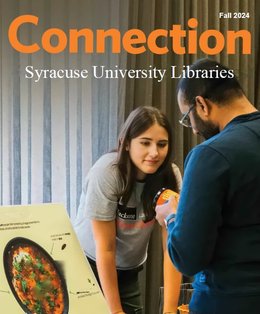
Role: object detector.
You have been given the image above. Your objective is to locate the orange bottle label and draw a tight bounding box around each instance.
[156,189,179,205]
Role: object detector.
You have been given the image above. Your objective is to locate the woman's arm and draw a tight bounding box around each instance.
[161,226,182,314]
[91,219,125,314]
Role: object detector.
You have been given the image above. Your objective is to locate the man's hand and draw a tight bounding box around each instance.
[155,194,179,226]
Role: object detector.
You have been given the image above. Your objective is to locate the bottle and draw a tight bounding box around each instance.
[153,188,179,208]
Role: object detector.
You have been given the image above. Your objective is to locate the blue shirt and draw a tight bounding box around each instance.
[167,112,260,314]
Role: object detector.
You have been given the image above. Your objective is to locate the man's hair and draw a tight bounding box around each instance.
[177,58,244,106]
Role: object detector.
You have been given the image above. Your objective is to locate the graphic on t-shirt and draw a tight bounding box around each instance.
[117,204,137,220]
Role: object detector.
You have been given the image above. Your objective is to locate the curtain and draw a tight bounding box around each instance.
[0,1,259,313]
[0,0,128,221]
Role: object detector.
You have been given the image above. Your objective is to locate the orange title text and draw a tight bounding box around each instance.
[8,15,251,55]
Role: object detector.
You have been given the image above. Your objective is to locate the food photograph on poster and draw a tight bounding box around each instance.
[4,237,69,314]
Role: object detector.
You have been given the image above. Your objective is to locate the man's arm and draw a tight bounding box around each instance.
[166,146,229,276]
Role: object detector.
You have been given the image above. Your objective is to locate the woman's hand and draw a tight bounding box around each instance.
[92,220,123,314]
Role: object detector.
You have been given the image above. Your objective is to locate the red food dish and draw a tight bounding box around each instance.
[4,237,69,314]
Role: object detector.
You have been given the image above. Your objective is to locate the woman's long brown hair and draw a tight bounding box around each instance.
[115,106,179,222]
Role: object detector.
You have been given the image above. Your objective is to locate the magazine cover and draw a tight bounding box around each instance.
[0,1,259,314]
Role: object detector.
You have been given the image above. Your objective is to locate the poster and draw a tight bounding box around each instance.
[0,203,110,314]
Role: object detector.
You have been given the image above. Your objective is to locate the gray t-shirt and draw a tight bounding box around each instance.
[73,152,182,270]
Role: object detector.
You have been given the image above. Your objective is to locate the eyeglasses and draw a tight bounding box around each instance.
[179,104,196,128]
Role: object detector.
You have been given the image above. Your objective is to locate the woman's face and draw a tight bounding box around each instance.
[127,123,169,180]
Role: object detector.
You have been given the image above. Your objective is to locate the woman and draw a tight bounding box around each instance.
[73,106,182,314]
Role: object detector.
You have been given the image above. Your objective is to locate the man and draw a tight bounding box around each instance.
[155,58,260,314]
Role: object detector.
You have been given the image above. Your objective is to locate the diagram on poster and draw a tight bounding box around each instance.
[0,203,110,314]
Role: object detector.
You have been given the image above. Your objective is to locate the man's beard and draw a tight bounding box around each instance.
[193,110,220,140]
